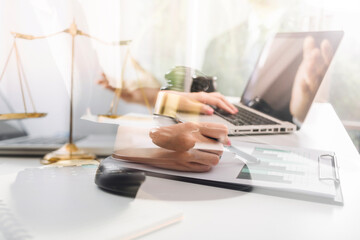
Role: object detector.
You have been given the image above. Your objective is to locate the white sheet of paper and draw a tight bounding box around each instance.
[0,165,182,240]
[81,112,157,128]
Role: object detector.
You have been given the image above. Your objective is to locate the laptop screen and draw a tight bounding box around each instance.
[241,31,343,127]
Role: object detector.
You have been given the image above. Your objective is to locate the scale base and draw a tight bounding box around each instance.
[41,143,97,165]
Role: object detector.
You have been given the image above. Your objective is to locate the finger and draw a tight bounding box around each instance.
[150,150,214,172]
[145,158,210,172]
[149,128,196,152]
[105,85,116,92]
[320,39,333,66]
[177,94,214,115]
[165,91,236,115]
[99,73,108,83]
[186,149,220,166]
[198,122,230,145]
[149,122,199,150]
[209,92,238,113]
[155,161,211,172]
[303,36,316,58]
[97,79,107,85]
[182,162,212,172]
[183,99,212,115]
[195,92,236,114]
[192,131,218,144]
[200,103,215,115]
[97,79,116,92]
[113,148,213,172]
[208,97,236,114]
[196,148,224,157]
[304,49,323,93]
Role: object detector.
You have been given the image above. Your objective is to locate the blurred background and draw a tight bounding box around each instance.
[0,0,359,151]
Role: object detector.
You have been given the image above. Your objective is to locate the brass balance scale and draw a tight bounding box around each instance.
[0,33,47,120]
[0,20,155,164]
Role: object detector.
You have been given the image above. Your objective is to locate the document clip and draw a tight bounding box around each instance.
[318,154,340,183]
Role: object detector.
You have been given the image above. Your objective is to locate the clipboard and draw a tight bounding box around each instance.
[318,153,343,204]
[110,142,343,205]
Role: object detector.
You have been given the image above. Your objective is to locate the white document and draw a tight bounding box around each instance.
[81,112,157,128]
[229,141,338,197]
[111,141,340,199]
[0,165,182,240]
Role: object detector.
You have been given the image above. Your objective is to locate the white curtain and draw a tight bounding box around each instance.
[1,0,360,137]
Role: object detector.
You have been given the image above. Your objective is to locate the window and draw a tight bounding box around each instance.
[1,0,359,150]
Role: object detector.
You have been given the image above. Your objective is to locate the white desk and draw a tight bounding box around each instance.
[1,103,360,240]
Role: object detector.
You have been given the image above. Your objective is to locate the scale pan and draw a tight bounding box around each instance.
[0,112,47,120]
[97,114,122,119]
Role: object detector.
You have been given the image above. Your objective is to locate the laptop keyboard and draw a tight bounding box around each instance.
[214,105,279,126]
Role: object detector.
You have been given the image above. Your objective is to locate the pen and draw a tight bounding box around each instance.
[153,114,259,164]
[201,134,260,164]
[224,145,260,164]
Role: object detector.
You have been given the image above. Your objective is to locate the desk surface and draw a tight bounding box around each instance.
[1,103,360,240]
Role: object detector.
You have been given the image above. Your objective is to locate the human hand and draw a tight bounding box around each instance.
[112,122,229,172]
[149,122,230,152]
[97,73,159,106]
[97,73,116,92]
[157,90,238,116]
[290,36,333,122]
[98,72,238,115]
[112,148,221,172]
[147,122,228,172]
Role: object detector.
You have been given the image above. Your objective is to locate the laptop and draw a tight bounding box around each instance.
[177,31,344,135]
[0,121,115,157]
